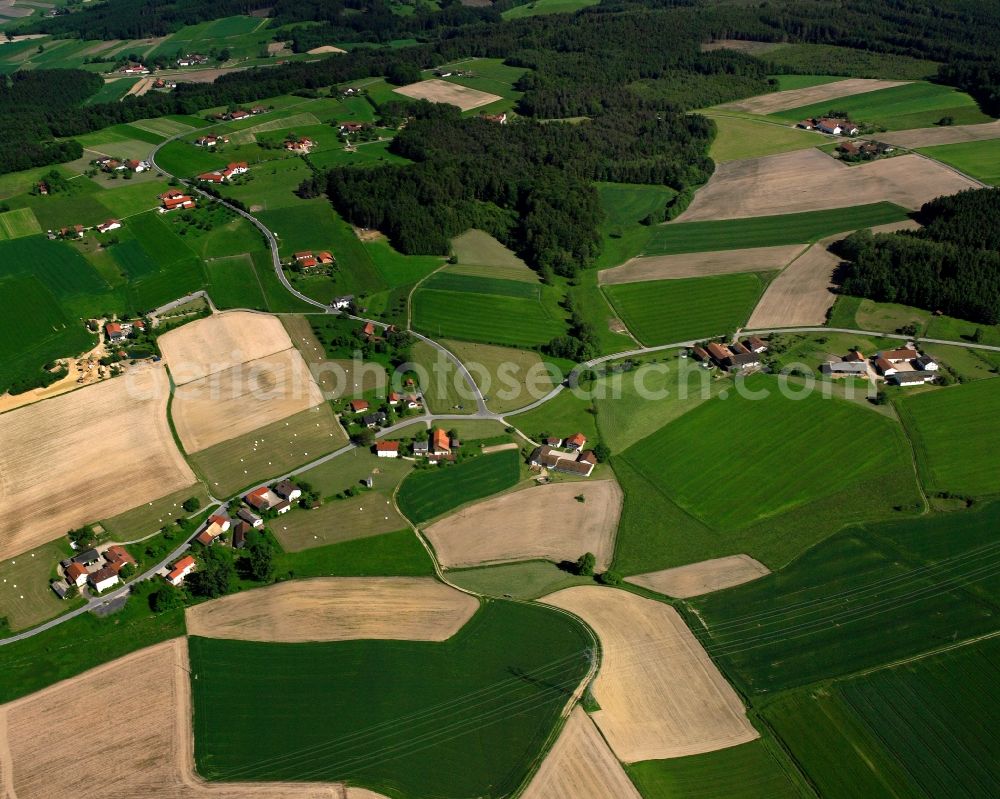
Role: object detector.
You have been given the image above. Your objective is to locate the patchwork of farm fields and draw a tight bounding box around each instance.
[189,600,591,797]
[603,272,768,345]
[645,203,909,255]
[396,449,521,524]
[690,501,1000,694]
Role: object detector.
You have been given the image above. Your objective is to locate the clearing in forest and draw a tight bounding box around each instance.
[392,79,501,111]
[600,244,805,284]
[718,78,909,115]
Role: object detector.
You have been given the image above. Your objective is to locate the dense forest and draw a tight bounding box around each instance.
[838,189,1000,324]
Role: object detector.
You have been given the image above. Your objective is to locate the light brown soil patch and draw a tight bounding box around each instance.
[0,639,386,798]
[392,79,501,111]
[185,577,478,642]
[880,120,1000,148]
[626,555,770,598]
[601,244,806,284]
[426,480,623,571]
[0,365,194,560]
[521,707,642,799]
[307,45,347,55]
[700,39,784,55]
[171,348,324,453]
[125,77,155,98]
[747,220,920,328]
[159,310,293,385]
[678,150,977,222]
[481,442,519,454]
[720,78,909,115]
[542,587,758,762]
[267,41,292,56]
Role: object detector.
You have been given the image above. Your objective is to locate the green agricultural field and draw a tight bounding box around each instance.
[506,386,599,443]
[604,273,767,346]
[152,139,224,176]
[691,501,1000,694]
[706,114,824,162]
[189,404,348,497]
[621,374,913,530]
[130,116,205,138]
[448,228,537,282]
[7,180,112,231]
[0,539,81,632]
[627,740,806,799]
[919,138,1000,185]
[307,139,412,171]
[764,46,939,81]
[204,253,268,310]
[896,378,1000,496]
[110,239,159,279]
[190,600,591,797]
[396,449,521,524]
[0,207,41,240]
[503,0,598,18]
[447,560,593,599]
[218,157,311,211]
[767,74,845,91]
[366,237,443,289]
[273,528,434,579]
[413,272,564,348]
[772,81,992,130]
[409,339,477,414]
[763,636,1000,799]
[442,339,556,413]
[127,256,205,312]
[270,451,412,552]
[596,182,676,229]
[92,182,171,217]
[645,203,910,255]
[99,483,208,541]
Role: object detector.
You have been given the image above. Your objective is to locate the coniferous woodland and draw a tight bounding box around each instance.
[838,189,1000,325]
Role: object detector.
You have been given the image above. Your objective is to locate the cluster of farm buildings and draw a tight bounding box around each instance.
[529,433,597,477]
[692,336,769,371]
[92,156,151,174]
[374,427,457,462]
[53,545,136,598]
[823,346,939,386]
[196,162,249,184]
[212,107,268,122]
[53,218,124,239]
[290,250,335,270]
[796,117,860,136]
[159,188,197,211]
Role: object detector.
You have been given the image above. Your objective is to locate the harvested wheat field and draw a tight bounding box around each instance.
[0,639,386,799]
[720,78,908,115]
[542,587,758,762]
[880,120,1000,148]
[0,365,194,560]
[159,310,293,385]
[600,244,806,284]
[425,481,623,571]
[171,349,324,453]
[677,150,977,222]
[307,45,346,54]
[520,707,642,799]
[392,79,501,111]
[186,577,479,642]
[626,555,770,598]
[747,220,920,327]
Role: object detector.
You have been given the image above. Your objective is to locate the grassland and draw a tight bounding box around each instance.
[645,203,910,255]
[447,560,594,599]
[705,114,824,162]
[273,528,434,579]
[627,740,806,799]
[604,273,768,345]
[502,0,598,18]
[99,483,209,541]
[895,378,1000,497]
[620,374,914,531]
[410,339,478,414]
[204,253,268,310]
[772,81,991,130]
[396,449,521,524]
[442,339,556,413]
[918,138,1000,184]
[506,387,600,443]
[0,538,80,631]
[190,601,591,796]
[412,272,564,348]
[0,207,41,240]
[691,501,1000,695]
[596,182,676,229]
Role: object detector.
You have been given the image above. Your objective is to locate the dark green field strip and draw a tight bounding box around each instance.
[205,255,268,310]
[190,600,591,798]
[896,378,1000,497]
[690,501,1000,695]
[763,637,1000,798]
[0,236,110,298]
[106,122,167,145]
[597,182,676,228]
[397,450,521,524]
[412,288,564,348]
[622,374,910,532]
[604,273,766,346]
[126,211,198,267]
[127,256,206,312]
[627,740,806,799]
[422,270,540,298]
[274,530,435,579]
[645,203,910,255]
[111,239,160,280]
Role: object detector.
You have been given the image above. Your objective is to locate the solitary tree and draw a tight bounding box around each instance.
[576,552,596,577]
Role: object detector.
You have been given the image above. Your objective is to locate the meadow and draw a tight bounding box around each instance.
[273,529,435,580]
[690,501,1000,694]
[918,138,1000,185]
[895,378,1000,497]
[0,207,41,240]
[596,182,676,229]
[761,636,1000,798]
[502,0,598,18]
[448,228,537,282]
[189,600,591,798]
[645,203,910,255]
[772,81,992,130]
[447,560,593,599]
[620,375,914,531]
[706,114,824,162]
[396,449,521,524]
[604,273,768,345]
[506,386,599,443]
[442,339,556,413]
[0,538,80,632]
[410,339,478,414]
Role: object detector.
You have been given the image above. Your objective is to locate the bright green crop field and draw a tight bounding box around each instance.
[621,374,912,531]
[502,0,598,19]
[644,203,910,255]
[603,273,768,345]
[895,378,1000,497]
[596,182,676,227]
[706,114,824,162]
[0,207,42,240]
[690,501,1000,695]
[396,449,521,524]
[189,600,592,797]
[919,138,1000,185]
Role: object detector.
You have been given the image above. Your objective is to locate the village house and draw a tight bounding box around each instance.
[744,336,768,354]
[350,399,369,413]
[166,555,196,586]
[528,445,595,477]
[231,521,251,549]
[275,499,292,515]
[413,440,429,457]
[120,63,149,75]
[66,548,100,567]
[726,351,761,371]
[822,360,870,377]
[361,321,378,340]
[88,566,120,593]
[65,562,89,588]
[915,355,939,371]
[228,109,251,121]
[564,433,587,451]
[37,181,49,195]
[60,224,84,239]
[51,581,69,599]
[125,159,150,173]
[103,545,135,574]
[375,440,400,458]
[874,356,897,377]
[406,394,421,409]
[222,161,248,180]
[545,436,563,447]
[176,53,208,67]
[160,190,196,211]
[363,411,388,429]
[197,171,226,184]
[845,349,866,362]
[331,295,354,310]
[274,480,302,502]
[432,428,451,455]
[285,137,314,153]
[195,134,229,147]
[245,486,283,511]
[96,219,122,234]
[388,391,401,406]
[892,371,937,386]
[339,122,365,134]
[881,347,920,363]
[691,345,711,363]
[237,507,264,528]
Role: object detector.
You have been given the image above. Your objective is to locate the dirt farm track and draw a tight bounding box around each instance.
[0,365,195,561]
[0,638,390,799]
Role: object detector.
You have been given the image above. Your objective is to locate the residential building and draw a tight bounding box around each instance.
[882,348,920,363]
[481,112,508,124]
[274,480,301,502]
[197,171,226,184]
[564,433,587,450]
[245,486,282,511]
[725,351,761,371]
[106,322,125,342]
[892,371,937,386]
[60,224,84,239]
[823,361,870,376]
[705,342,732,364]
[104,545,135,573]
[915,355,939,371]
[96,219,122,234]
[65,562,89,588]
[208,513,231,532]
[88,566,119,593]
[340,122,364,134]
[331,295,354,310]
[166,555,196,586]
[375,440,400,458]
[363,411,388,429]
[275,500,291,515]
[237,507,264,528]
[350,399,369,413]
[231,521,251,549]
[68,549,100,566]
[874,356,897,376]
[388,391,401,406]
[432,428,451,454]
[744,336,768,353]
